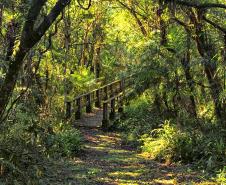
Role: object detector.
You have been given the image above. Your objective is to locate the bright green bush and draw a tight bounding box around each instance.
[141,120,226,169]
[215,166,226,184]
[52,129,83,157]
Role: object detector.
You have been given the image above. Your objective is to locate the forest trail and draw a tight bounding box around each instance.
[74,108,103,127]
[47,128,215,185]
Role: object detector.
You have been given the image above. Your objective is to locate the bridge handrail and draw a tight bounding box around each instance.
[65,73,139,129]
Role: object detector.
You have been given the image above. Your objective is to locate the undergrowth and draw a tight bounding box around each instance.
[0,96,83,185]
[117,91,226,182]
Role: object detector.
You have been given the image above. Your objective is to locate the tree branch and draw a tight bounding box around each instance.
[172,17,191,34]
[171,0,226,9]
[117,0,147,36]
[203,16,226,34]
[23,0,47,34]
[34,0,71,40]
[77,0,92,10]
[0,0,72,120]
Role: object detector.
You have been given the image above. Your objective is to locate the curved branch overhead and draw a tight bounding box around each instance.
[169,0,226,9]
[203,16,226,34]
[77,0,92,10]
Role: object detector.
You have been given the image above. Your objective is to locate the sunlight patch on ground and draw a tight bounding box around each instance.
[108,171,141,178]
[154,178,177,184]
[108,149,130,154]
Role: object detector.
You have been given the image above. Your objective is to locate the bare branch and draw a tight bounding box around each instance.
[172,17,191,34]
[203,16,226,34]
[77,0,92,10]
[117,0,147,36]
[43,13,63,54]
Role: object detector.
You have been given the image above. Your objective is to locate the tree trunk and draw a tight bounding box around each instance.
[0,3,3,33]
[189,9,223,119]
[181,54,197,117]
[181,34,197,117]
[157,1,167,45]
[0,0,71,120]
[5,20,18,61]
[0,46,28,119]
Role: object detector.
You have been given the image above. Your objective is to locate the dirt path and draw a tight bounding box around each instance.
[44,128,216,185]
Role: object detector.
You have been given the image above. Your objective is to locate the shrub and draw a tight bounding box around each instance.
[52,129,83,157]
[141,120,226,170]
[215,166,226,184]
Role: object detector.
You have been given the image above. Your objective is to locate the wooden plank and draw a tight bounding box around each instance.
[102,92,123,103]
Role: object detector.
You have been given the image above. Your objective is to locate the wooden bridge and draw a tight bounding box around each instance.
[65,75,136,130]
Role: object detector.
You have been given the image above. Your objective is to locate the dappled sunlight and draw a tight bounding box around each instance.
[62,128,217,185]
[153,179,177,185]
[108,171,141,178]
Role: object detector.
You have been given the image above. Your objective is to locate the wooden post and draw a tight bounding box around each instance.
[117,81,120,93]
[110,98,115,120]
[118,96,124,113]
[95,89,101,108]
[66,101,71,119]
[75,98,81,120]
[120,79,123,92]
[110,84,113,97]
[118,79,125,113]
[104,86,108,100]
[86,93,92,113]
[102,102,109,130]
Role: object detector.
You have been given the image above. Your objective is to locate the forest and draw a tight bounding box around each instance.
[0,0,225,184]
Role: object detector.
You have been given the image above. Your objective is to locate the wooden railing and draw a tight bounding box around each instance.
[65,75,135,129]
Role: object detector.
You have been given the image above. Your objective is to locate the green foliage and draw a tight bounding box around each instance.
[117,92,161,147]
[68,67,97,94]
[141,120,226,170]
[0,122,44,184]
[51,128,83,157]
[118,91,225,175]
[215,167,226,184]
[0,93,83,184]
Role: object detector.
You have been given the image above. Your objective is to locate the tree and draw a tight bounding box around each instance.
[0,0,72,120]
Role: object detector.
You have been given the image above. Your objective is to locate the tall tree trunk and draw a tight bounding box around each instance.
[180,34,197,117]
[189,9,223,119]
[5,20,17,61]
[94,45,101,79]
[63,8,71,117]
[0,3,3,33]
[223,35,226,117]
[157,1,167,46]
[80,24,90,67]
[0,0,71,120]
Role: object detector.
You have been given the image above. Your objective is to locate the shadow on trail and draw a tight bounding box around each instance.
[55,128,215,185]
